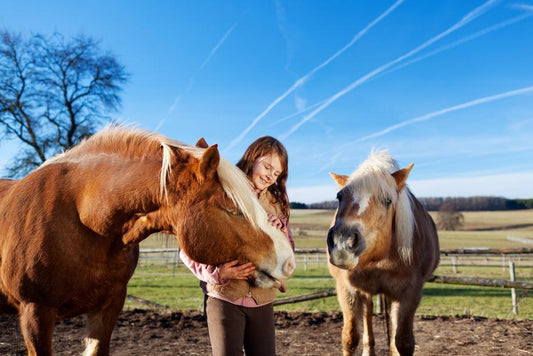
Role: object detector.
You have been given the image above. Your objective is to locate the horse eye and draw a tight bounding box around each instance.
[336,192,342,202]
[226,208,243,217]
[384,198,392,207]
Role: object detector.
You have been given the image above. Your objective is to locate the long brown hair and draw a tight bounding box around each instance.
[236,136,290,220]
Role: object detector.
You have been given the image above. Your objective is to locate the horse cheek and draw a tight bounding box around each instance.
[361,205,392,262]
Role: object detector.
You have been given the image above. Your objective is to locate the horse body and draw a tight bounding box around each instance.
[327,151,439,356]
[1,161,141,314]
[0,127,295,356]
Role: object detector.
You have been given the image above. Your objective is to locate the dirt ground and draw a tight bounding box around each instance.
[1,309,532,356]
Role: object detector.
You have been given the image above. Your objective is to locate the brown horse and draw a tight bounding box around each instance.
[327,151,439,356]
[0,127,295,356]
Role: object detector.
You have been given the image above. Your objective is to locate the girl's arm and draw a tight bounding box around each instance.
[283,221,295,251]
[179,250,224,285]
[179,250,256,284]
[268,214,295,251]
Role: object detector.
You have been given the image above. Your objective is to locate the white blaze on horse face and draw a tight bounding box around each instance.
[257,217,295,280]
[355,193,371,216]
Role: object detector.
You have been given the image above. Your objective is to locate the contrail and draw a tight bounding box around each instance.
[224,0,405,152]
[316,85,533,174]
[168,77,195,114]
[158,21,239,131]
[349,85,533,144]
[378,12,533,80]
[200,22,238,70]
[280,0,498,140]
[267,100,324,128]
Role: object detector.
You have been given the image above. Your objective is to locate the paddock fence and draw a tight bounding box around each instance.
[137,246,533,314]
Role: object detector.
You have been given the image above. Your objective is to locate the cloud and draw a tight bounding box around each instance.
[224,0,404,153]
[288,184,338,204]
[408,171,533,199]
[288,171,533,204]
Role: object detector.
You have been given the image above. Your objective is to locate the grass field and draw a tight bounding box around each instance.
[128,209,533,319]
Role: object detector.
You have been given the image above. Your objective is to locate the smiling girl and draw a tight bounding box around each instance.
[180,136,294,356]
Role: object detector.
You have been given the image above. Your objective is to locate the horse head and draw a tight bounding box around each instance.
[327,151,414,269]
[166,142,295,288]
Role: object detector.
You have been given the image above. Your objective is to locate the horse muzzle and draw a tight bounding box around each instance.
[327,225,363,269]
[253,251,296,289]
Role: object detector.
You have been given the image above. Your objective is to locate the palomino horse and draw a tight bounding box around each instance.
[327,151,439,356]
[0,127,295,356]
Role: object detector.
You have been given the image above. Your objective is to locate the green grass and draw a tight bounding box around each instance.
[129,209,533,319]
[127,260,533,319]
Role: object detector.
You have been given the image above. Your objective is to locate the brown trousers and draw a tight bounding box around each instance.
[206,297,275,356]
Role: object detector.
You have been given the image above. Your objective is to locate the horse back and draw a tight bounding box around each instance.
[0,178,16,202]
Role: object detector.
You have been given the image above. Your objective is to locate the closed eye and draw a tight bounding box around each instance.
[225,207,244,217]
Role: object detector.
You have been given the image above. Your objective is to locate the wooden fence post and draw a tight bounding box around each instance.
[509,261,518,315]
[452,256,458,274]
[376,294,383,314]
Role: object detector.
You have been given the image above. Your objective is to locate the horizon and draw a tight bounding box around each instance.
[1,1,532,203]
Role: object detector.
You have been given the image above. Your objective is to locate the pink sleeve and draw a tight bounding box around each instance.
[281,219,295,251]
[179,250,226,285]
[286,223,295,250]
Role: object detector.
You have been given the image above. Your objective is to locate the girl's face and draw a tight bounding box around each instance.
[251,154,283,192]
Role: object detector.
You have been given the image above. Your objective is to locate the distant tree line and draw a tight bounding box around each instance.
[290,201,338,209]
[418,196,533,211]
[290,196,533,211]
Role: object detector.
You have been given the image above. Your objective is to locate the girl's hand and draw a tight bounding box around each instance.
[268,214,285,230]
[218,260,256,281]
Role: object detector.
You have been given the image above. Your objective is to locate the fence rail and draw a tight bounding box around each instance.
[137,247,532,314]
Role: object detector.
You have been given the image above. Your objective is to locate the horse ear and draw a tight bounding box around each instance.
[199,144,220,180]
[329,172,349,188]
[392,163,414,191]
[196,137,209,148]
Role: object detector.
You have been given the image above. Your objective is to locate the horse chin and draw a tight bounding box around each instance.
[252,270,281,289]
[329,250,360,270]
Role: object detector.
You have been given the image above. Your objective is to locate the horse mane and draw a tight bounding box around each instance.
[172,142,273,235]
[42,125,270,234]
[348,150,415,264]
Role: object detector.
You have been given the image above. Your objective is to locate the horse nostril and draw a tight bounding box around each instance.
[283,256,296,277]
[347,230,360,249]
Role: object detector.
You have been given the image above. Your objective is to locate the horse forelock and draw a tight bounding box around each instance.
[348,150,415,264]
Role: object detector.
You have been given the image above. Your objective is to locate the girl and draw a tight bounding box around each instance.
[180,136,293,356]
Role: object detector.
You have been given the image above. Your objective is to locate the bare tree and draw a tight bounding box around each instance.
[436,200,464,231]
[0,31,128,177]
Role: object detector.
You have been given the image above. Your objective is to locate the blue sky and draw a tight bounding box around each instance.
[1,0,533,203]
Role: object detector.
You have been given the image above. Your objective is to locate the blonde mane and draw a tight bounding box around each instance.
[43,126,272,235]
[168,141,274,236]
[348,150,415,263]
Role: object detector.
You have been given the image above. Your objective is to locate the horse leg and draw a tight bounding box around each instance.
[19,302,57,356]
[83,288,127,356]
[388,291,421,356]
[336,279,362,356]
[360,294,375,356]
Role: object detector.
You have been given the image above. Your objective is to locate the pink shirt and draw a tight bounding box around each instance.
[180,223,293,307]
